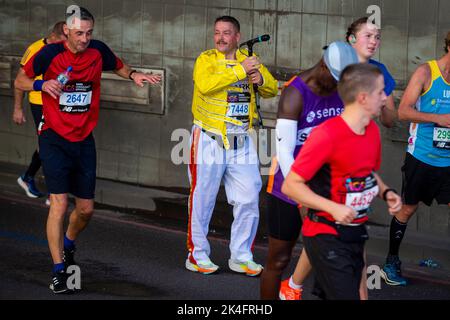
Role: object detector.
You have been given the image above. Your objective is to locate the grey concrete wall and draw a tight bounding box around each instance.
[0,0,449,237]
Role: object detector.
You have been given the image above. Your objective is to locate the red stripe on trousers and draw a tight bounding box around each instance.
[187,128,200,264]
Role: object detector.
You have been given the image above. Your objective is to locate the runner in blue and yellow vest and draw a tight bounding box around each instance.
[186,16,278,276]
[13,21,66,201]
[381,32,450,287]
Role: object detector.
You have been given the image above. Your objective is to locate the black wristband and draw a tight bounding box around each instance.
[128,70,137,80]
[382,188,398,201]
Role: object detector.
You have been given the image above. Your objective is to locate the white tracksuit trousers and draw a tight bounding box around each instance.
[187,125,262,263]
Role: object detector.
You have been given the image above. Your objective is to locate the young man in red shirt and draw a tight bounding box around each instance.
[282,63,402,299]
[15,7,161,294]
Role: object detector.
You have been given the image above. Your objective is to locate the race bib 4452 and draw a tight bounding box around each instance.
[344,175,379,213]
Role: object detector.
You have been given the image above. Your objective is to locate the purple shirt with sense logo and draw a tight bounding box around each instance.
[268,76,344,204]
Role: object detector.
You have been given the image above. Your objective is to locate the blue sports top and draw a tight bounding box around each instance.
[369,59,396,96]
[407,60,450,167]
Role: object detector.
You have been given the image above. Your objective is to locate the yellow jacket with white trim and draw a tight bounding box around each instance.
[191,48,278,149]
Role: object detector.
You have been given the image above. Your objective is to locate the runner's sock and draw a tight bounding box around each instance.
[64,234,75,250]
[289,276,303,290]
[53,263,65,273]
[388,216,407,257]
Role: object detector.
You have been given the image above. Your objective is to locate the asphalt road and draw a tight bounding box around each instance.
[1,192,450,301]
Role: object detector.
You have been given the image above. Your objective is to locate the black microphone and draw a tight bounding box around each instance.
[238,35,270,128]
[239,34,270,47]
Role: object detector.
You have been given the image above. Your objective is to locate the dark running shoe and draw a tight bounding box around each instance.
[380,255,408,286]
[63,246,77,269]
[49,271,73,294]
[387,254,405,275]
[17,175,44,198]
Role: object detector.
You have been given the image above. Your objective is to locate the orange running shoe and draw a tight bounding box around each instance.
[228,259,263,277]
[279,279,302,300]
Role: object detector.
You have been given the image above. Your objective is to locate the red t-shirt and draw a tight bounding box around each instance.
[290,116,381,237]
[23,40,124,142]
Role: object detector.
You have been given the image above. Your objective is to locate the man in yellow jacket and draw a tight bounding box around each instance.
[186,16,278,276]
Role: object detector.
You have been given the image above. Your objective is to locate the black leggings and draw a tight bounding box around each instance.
[24,103,43,178]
